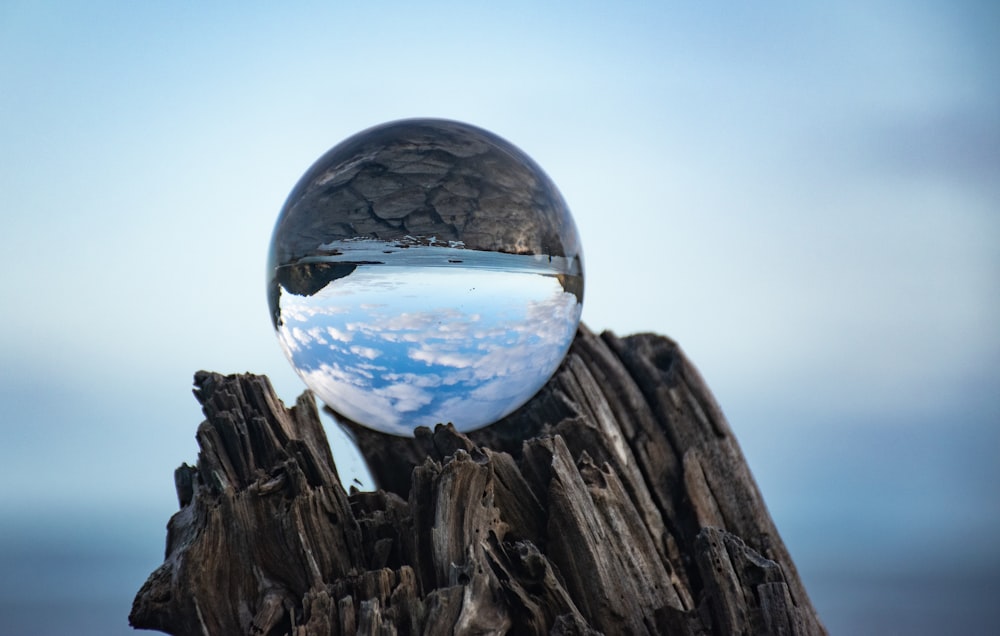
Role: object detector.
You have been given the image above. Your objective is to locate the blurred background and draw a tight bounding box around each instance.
[1,2,997,634]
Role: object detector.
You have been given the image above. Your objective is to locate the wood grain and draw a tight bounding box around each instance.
[131,325,826,635]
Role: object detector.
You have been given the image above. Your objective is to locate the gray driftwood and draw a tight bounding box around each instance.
[130,325,826,635]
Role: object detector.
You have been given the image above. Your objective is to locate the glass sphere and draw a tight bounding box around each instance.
[267,119,584,436]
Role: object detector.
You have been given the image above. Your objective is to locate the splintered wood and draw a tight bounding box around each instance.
[131,325,826,635]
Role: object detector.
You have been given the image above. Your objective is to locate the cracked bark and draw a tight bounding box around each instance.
[130,325,826,635]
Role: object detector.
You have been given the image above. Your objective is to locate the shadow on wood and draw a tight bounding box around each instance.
[130,325,826,635]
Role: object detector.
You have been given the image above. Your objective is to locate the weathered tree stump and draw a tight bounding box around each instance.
[130,325,826,635]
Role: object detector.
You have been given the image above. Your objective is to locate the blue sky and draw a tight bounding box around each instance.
[1,2,998,633]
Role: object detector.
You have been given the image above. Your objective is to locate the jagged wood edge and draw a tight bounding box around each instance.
[130,325,827,636]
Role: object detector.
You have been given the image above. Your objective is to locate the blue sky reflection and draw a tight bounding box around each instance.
[277,265,581,435]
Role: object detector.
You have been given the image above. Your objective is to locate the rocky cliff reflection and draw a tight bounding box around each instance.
[273,245,582,435]
[267,119,585,435]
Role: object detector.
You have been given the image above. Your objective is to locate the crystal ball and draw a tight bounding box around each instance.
[267,119,584,436]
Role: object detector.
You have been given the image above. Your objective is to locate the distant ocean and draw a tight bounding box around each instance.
[4,398,999,635]
[0,515,158,636]
[3,509,998,635]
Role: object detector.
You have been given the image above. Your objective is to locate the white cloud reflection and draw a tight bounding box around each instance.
[275,262,581,435]
[349,345,381,360]
[326,326,353,343]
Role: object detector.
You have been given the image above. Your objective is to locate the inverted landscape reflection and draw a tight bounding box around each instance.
[275,244,582,435]
[267,119,586,435]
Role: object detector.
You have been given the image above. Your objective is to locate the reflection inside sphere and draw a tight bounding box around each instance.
[275,242,581,434]
[268,119,584,435]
